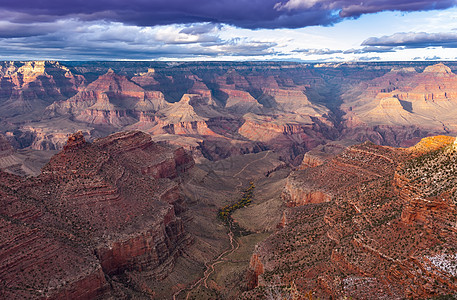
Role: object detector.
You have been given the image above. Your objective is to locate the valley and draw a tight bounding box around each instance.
[1,61,457,298]
[4,60,457,168]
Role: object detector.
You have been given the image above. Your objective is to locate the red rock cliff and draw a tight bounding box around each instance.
[0,130,194,299]
[246,137,457,299]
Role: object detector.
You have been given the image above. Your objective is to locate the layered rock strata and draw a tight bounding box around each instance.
[342,63,457,145]
[0,130,194,299]
[247,136,457,299]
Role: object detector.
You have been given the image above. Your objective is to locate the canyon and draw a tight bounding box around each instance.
[245,136,457,299]
[2,61,457,299]
[0,131,194,298]
[4,60,457,165]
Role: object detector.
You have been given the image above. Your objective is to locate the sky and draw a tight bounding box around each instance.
[1,0,457,61]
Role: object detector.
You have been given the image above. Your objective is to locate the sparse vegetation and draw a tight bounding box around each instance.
[400,141,457,202]
[218,181,255,220]
[218,181,255,237]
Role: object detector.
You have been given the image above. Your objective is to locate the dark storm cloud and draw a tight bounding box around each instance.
[0,22,58,38]
[0,23,279,60]
[1,0,455,29]
[275,0,456,18]
[362,32,457,48]
[0,0,334,29]
[336,0,455,17]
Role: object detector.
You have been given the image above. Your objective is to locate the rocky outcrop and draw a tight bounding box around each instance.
[342,63,457,142]
[282,179,332,206]
[222,89,263,113]
[237,113,335,163]
[246,137,457,299]
[0,134,23,174]
[396,135,457,228]
[0,61,84,118]
[423,63,453,75]
[262,88,328,116]
[0,169,112,299]
[160,120,216,136]
[0,130,194,299]
[7,61,457,165]
[245,253,265,290]
[137,91,169,112]
[239,114,310,142]
[131,68,160,87]
[299,141,351,169]
[47,69,156,127]
[0,133,57,176]
[95,205,186,279]
[0,133,14,156]
[20,120,92,151]
[341,123,434,147]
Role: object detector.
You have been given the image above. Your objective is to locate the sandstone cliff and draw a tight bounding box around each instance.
[0,130,194,299]
[0,61,84,118]
[246,136,457,299]
[47,69,168,127]
[342,63,457,144]
[6,61,457,163]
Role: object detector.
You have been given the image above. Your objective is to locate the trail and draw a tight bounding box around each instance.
[202,228,240,289]
[234,151,270,189]
[173,152,269,299]
[234,151,270,178]
[172,226,240,300]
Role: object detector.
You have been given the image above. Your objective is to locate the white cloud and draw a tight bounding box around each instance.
[0,20,279,60]
[2,7,457,61]
[274,0,322,11]
[362,31,457,48]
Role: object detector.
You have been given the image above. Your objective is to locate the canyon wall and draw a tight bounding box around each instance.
[0,130,194,299]
[246,136,457,299]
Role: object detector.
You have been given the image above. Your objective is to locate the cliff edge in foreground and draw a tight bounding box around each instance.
[0,130,194,299]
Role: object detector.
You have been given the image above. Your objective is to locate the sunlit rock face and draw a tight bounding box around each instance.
[4,61,457,163]
[341,62,457,145]
[246,136,457,299]
[0,61,84,118]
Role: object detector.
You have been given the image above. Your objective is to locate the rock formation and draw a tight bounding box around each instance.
[4,61,457,299]
[342,62,457,145]
[0,61,84,118]
[4,60,457,163]
[246,136,457,299]
[47,69,156,127]
[0,130,194,299]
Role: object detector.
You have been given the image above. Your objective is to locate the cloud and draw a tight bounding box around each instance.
[292,46,396,56]
[274,0,322,11]
[0,20,278,60]
[337,0,456,17]
[362,31,457,48]
[358,56,381,61]
[179,23,222,35]
[0,0,455,30]
[0,1,335,30]
[292,48,342,55]
[0,21,61,38]
[412,56,442,60]
[424,55,442,60]
[211,38,278,56]
[274,0,457,18]
[344,46,396,54]
[1,1,456,60]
